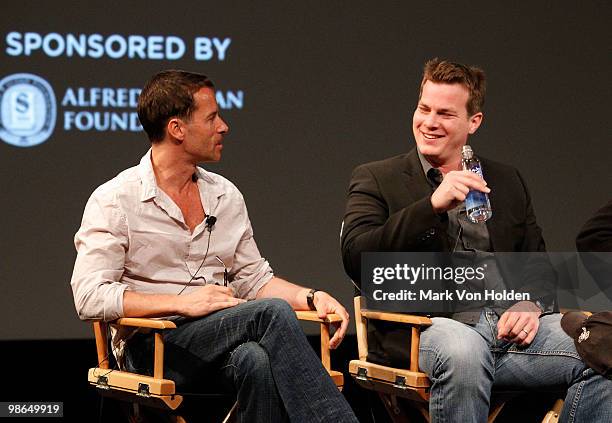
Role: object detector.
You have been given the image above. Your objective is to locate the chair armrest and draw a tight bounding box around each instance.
[295,310,342,323]
[116,313,340,327]
[361,310,432,326]
[114,318,177,329]
[295,311,343,388]
[89,319,183,410]
[103,318,176,379]
[361,310,431,372]
[354,297,432,372]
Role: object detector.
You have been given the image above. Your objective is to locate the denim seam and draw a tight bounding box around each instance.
[568,375,586,423]
[504,349,581,360]
[222,342,249,386]
[437,367,446,423]
[421,347,447,423]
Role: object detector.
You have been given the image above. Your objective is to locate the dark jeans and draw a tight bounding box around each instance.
[125,298,358,423]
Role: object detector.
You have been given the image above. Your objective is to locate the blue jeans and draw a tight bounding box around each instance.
[125,298,357,423]
[418,310,612,422]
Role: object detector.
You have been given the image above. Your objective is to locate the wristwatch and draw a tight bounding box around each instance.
[534,299,547,314]
[307,289,319,311]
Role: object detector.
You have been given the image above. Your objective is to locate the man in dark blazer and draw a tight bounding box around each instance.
[341,58,611,422]
[576,199,612,300]
[577,200,612,252]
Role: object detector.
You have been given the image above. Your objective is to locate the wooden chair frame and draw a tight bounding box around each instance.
[89,318,183,412]
[349,296,434,422]
[295,311,345,389]
[349,296,573,423]
[89,311,343,422]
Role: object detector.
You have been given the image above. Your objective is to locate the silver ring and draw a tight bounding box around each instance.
[522,329,529,335]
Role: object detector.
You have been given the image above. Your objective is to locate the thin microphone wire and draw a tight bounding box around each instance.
[178,225,213,296]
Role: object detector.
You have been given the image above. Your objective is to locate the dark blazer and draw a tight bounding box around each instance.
[340,148,556,366]
[577,200,612,252]
[576,199,612,299]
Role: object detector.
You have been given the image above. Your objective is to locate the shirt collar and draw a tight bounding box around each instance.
[417,149,443,188]
[417,149,435,176]
[137,148,223,202]
[138,149,157,201]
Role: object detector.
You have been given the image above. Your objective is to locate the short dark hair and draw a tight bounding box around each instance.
[137,70,214,142]
[419,58,486,116]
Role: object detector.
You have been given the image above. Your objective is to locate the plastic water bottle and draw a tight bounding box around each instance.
[461,145,492,223]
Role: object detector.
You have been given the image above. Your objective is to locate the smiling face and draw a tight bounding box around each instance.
[412,80,482,168]
[179,87,229,162]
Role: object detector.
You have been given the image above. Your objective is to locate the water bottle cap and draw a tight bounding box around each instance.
[461,145,474,159]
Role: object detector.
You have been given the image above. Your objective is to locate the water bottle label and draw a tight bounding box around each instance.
[466,190,488,211]
[462,154,492,222]
[468,163,483,177]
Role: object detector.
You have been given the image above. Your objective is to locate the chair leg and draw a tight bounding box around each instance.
[487,401,506,423]
[122,402,187,423]
[128,403,142,423]
[377,393,415,423]
[416,403,430,422]
[221,401,238,423]
[541,399,564,423]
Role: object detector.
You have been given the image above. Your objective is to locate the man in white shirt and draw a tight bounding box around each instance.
[71,70,357,422]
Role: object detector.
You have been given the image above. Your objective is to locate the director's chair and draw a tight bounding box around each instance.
[89,311,344,422]
[348,296,565,423]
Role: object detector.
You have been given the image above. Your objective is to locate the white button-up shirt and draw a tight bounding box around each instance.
[71,149,273,323]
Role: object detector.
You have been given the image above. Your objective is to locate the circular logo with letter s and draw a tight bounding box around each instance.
[0,73,57,147]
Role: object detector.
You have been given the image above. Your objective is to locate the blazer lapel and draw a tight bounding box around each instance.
[401,148,433,202]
